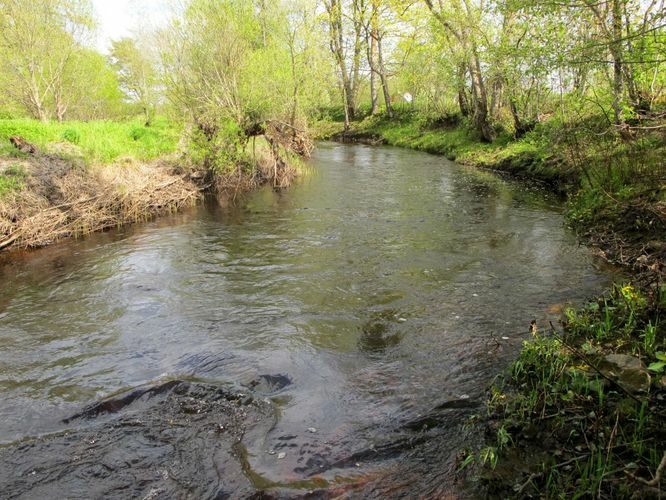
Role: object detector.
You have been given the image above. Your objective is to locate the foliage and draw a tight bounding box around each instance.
[482,283,666,498]
[0,0,96,121]
[109,38,160,125]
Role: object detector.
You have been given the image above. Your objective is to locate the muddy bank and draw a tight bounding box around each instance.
[0,380,275,499]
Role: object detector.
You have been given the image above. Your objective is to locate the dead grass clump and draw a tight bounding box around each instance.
[0,157,200,250]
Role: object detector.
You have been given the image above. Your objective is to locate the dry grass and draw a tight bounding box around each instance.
[0,154,201,250]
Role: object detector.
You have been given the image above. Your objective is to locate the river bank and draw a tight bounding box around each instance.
[316,113,665,497]
[316,112,665,271]
[0,119,301,251]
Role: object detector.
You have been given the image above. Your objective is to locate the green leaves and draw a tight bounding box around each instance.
[647,352,666,373]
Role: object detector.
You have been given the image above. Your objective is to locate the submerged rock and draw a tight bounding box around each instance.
[0,380,275,499]
[598,354,651,393]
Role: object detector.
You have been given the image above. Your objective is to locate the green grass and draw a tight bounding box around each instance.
[0,163,28,198]
[313,112,570,189]
[0,118,181,164]
[479,283,666,498]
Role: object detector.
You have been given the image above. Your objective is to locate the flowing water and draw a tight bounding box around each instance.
[0,143,616,497]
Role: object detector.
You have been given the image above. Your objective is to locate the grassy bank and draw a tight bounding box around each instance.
[470,283,666,498]
[0,119,305,250]
[315,111,666,497]
[314,113,569,189]
[0,118,181,164]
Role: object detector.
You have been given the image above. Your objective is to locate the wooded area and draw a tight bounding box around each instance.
[0,1,664,497]
[0,0,663,146]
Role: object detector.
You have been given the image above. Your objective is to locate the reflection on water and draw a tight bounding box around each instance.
[0,143,615,495]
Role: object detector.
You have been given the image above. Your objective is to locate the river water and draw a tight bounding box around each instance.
[0,143,615,497]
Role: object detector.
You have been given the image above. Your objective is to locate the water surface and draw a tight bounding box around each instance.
[0,143,614,496]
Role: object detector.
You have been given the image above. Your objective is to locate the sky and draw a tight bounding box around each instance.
[92,0,172,52]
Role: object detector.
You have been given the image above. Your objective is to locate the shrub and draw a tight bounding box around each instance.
[62,128,81,144]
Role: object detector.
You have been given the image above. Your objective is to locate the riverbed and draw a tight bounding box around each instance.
[0,143,615,497]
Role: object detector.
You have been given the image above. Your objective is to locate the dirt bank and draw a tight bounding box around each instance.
[0,149,202,251]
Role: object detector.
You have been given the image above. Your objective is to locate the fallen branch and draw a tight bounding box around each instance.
[625,451,666,487]
[0,231,21,250]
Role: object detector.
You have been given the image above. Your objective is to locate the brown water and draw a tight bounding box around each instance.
[0,143,615,497]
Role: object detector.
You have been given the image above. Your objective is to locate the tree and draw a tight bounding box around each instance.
[323,0,364,129]
[423,0,494,141]
[159,0,325,172]
[110,38,159,125]
[65,49,126,120]
[0,0,93,121]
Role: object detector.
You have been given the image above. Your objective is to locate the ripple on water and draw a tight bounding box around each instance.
[0,143,616,495]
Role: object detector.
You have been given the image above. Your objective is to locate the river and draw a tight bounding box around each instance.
[0,143,615,497]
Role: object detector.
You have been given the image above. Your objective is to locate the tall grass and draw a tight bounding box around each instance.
[0,118,181,164]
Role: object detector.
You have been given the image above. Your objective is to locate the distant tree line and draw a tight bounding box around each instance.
[0,0,663,143]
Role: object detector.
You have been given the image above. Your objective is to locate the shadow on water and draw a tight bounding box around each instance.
[0,143,618,497]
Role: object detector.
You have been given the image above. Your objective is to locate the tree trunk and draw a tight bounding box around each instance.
[349,1,364,119]
[376,35,393,118]
[610,0,625,125]
[325,0,356,122]
[469,54,493,142]
[457,65,470,117]
[490,78,503,120]
[369,27,379,114]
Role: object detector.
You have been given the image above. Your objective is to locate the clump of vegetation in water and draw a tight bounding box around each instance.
[468,283,666,498]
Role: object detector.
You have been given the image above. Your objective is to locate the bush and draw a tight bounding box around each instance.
[62,128,81,144]
[129,126,147,141]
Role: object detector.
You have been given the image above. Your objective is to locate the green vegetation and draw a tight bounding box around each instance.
[473,284,666,498]
[0,119,180,164]
[0,0,662,495]
[0,163,28,198]
[314,112,568,188]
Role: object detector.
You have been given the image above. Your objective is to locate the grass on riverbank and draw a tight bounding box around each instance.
[0,118,308,250]
[0,118,181,165]
[0,118,195,249]
[471,282,666,498]
[313,112,568,188]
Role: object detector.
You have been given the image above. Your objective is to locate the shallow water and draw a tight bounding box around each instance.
[0,143,615,496]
